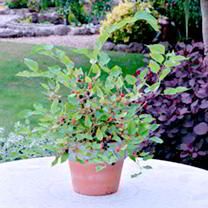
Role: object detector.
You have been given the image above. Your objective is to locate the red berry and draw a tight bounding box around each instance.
[133,152,137,157]
[100,143,104,150]
[88,83,92,90]
[115,146,120,153]
[108,117,113,122]
[120,93,125,98]
[136,70,141,76]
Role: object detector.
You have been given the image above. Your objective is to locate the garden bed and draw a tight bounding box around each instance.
[0,8,99,38]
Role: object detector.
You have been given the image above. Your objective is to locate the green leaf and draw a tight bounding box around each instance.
[73,48,95,60]
[149,60,160,73]
[16,71,46,78]
[68,95,78,105]
[60,153,68,163]
[55,49,74,69]
[164,88,176,95]
[170,55,187,62]
[96,86,104,98]
[95,11,158,54]
[105,76,114,90]
[99,52,110,66]
[175,87,189,93]
[116,77,124,89]
[139,68,148,82]
[51,156,59,166]
[150,53,164,64]
[96,165,106,172]
[139,114,155,123]
[125,75,137,85]
[127,120,136,135]
[164,87,188,95]
[91,64,101,74]
[148,82,160,92]
[96,128,103,140]
[112,135,121,142]
[111,66,122,77]
[129,155,136,162]
[150,136,163,144]
[24,58,39,72]
[32,44,54,54]
[148,44,165,54]
[51,100,59,114]
[134,11,159,32]
[85,116,92,128]
[159,68,171,80]
[85,76,92,83]
[40,83,49,90]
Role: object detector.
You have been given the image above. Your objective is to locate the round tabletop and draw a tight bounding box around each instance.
[0,157,208,208]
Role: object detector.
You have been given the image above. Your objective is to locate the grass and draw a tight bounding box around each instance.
[0,41,144,133]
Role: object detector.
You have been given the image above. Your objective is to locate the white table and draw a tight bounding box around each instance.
[0,157,208,208]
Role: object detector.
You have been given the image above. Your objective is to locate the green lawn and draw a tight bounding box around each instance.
[0,41,144,133]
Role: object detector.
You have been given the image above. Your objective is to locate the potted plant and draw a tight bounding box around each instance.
[17,11,187,196]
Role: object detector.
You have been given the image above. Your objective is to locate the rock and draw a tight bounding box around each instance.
[54,25,70,36]
[71,27,91,35]
[0,28,22,38]
[115,44,129,52]
[70,25,99,35]
[128,42,144,53]
[0,8,10,15]
[31,13,38,23]
[103,42,115,51]
[1,21,70,37]
[34,28,53,36]
[38,12,64,25]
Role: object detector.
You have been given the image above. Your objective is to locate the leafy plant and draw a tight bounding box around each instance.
[17,11,185,168]
[6,0,28,9]
[138,42,208,169]
[27,0,41,12]
[0,123,55,163]
[91,0,113,22]
[154,0,202,41]
[55,0,89,25]
[100,0,159,44]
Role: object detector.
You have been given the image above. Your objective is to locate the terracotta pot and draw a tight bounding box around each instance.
[69,159,124,196]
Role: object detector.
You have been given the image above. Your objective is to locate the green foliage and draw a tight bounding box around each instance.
[27,0,54,12]
[100,0,159,44]
[0,124,55,163]
[0,41,144,134]
[152,0,201,40]
[91,0,113,22]
[27,0,40,12]
[54,0,89,25]
[17,11,185,167]
[6,0,28,9]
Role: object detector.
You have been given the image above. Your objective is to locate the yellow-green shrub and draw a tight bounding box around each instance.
[100,0,159,44]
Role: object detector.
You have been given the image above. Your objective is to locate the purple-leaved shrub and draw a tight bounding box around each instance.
[137,42,208,169]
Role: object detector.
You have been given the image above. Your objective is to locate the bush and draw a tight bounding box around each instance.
[152,0,202,41]
[138,42,208,169]
[6,0,28,9]
[68,0,89,25]
[100,0,159,44]
[27,0,40,12]
[91,0,113,23]
[0,123,55,163]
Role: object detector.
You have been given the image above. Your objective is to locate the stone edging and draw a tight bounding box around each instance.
[0,8,99,38]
